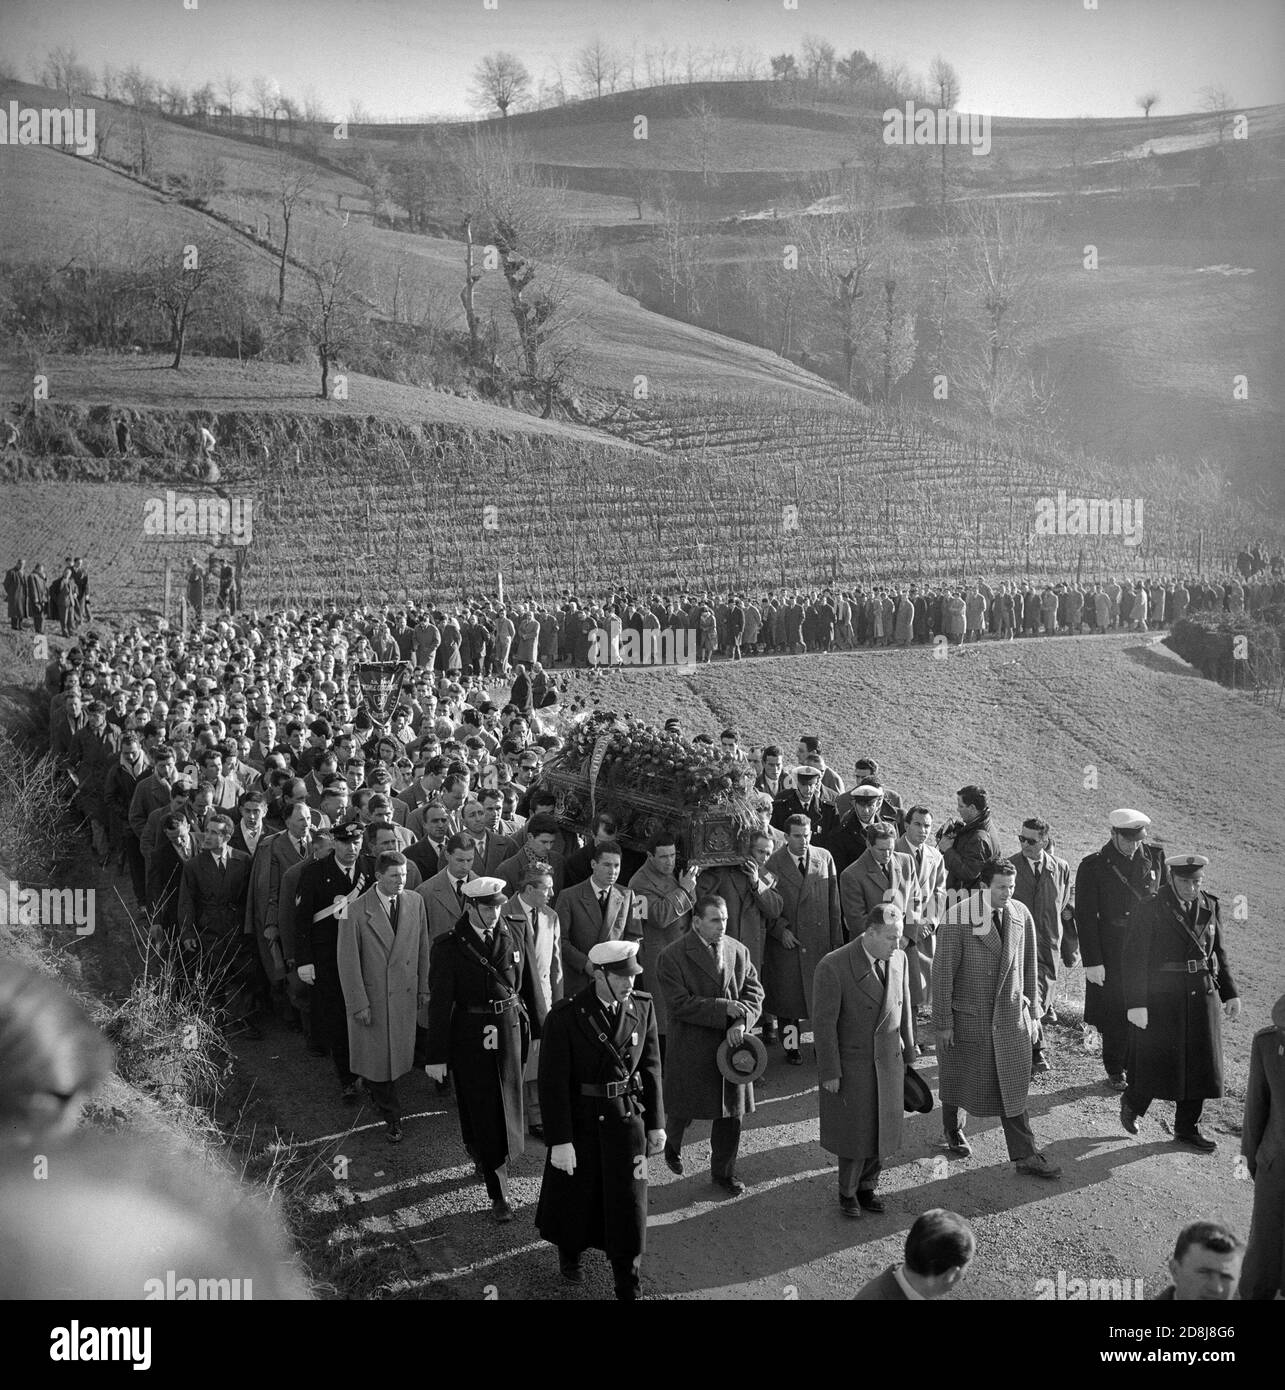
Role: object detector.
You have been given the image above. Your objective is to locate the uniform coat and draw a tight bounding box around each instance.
[932,900,1040,1118]
[296,856,374,1067]
[658,931,764,1119]
[814,941,915,1160]
[770,787,838,847]
[1075,840,1166,1030]
[424,918,545,1169]
[1240,1020,1285,1300]
[839,848,916,933]
[555,877,641,997]
[1121,884,1236,1099]
[535,986,663,1261]
[762,845,843,1020]
[695,863,782,975]
[628,860,695,1035]
[338,888,431,1082]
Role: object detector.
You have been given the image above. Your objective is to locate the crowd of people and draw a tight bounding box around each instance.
[4,556,90,638]
[30,595,1284,1303]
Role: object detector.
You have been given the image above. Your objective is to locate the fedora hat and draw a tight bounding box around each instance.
[903,1064,934,1114]
[716,1033,768,1086]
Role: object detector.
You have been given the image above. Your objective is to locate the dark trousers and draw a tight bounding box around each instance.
[837,1155,881,1197]
[468,1150,511,1203]
[121,831,146,906]
[667,1115,742,1180]
[1123,1088,1203,1131]
[364,1077,401,1123]
[560,1247,642,1300]
[1100,1012,1130,1076]
[943,1104,1037,1161]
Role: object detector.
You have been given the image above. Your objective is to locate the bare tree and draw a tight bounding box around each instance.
[770,53,798,81]
[190,82,216,121]
[219,71,242,117]
[121,64,157,109]
[294,234,368,398]
[1199,84,1237,143]
[470,52,532,119]
[251,75,277,136]
[100,63,120,100]
[800,35,836,87]
[357,153,392,224]
[274,154,316,312]
[160,81,189,116]
[951,198,1053,420]
[300,87,328,156]
[929,57,961,213]
[574,37,619,100]
[685,96,722,186]
[1137,91,1160,119]
[137,237,242,368]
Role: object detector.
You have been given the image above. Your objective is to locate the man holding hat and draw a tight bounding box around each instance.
[535,939,664,1299]
[1120,854,1239,1152]
[814,904,917,1217]
[424,876,544,1221]
[1075,809,1167,1090]
[1240,991,1285,1299]
[657,894,764,1195]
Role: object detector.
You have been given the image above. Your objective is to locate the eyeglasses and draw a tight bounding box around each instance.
[1018,834,1041,845]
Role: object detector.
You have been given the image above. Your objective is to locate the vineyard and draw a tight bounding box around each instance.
[4,386,1276,618]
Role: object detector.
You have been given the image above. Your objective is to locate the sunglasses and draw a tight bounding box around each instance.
[1018,834,1041,845]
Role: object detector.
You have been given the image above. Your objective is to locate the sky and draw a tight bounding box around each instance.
[1,0,1281,121]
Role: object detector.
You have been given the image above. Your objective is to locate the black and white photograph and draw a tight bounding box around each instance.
[0,0,1282,1343]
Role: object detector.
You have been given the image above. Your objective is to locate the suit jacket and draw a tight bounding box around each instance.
[129,772,174,841]
[338,888,431,1082]
[852,1266,910,1301]
[839,848,916,935]
[416,866,476,946]
[405,836,447,879]
[555,877,640,997]
[629,861,695,1035]
[178,848,251,949]
[763,845,844,1019]
[148,840,194,932]
[657,930,763,1120]
[896,835,948,938]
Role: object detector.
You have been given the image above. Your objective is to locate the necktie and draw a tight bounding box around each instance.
[915,848,923,872]
[389,895,399,933]
[797,855,807,878]
[599,889,610,920]
[455,879,464,904]
[875,958,887,988]
[992,910,1002,932]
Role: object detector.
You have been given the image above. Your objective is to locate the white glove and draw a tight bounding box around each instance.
[1127,1007,1148,1029]
[423,1063,447,1083]
[551,1142,576,1175]
[1084,965,1106,987]
[296,963,316,985]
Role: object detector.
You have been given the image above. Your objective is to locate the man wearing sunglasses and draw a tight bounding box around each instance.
[1074,809,1168,1092]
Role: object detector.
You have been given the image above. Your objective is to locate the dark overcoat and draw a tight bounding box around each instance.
[1121,885,1236,1099]
[1240,1020,1285,1301]
[657,931,763,1120]
[535,986,663,1260]
[1075,840,1167,1029]
[424,917,544,1169]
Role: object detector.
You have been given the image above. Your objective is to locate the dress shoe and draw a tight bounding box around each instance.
[1175,1128,1217,1153]
[1043,1009,1059,1025]
[490,1199,515,1223]
[1016,1152,1062,1180]
[341,1080,362,1104]
[760,1021,778,1044]
[435,1078,450,1095]
[385,1120,403,1144]
[857,1190,885,1213]
[662,1145,684,1176]
[1032,1052,1051,1076]
[839,1195,862,1218]
[1120,1096,1140,1135]
[713,1175,746,1196]
[558,1257,583,1283]
[785,1048,803,1066]
[945,1130,972,1157]
[1106,1072,1128,1092]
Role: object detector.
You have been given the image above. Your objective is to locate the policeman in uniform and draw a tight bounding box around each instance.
[535,940,665,1300]
[295,820,372,1103]
[1120,854,1240,1151]
[1074,809,1167,1091]
[424,876,544,1223]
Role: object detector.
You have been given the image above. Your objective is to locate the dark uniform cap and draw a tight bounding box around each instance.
[1168,855,1209,876]
[330,821,363,844]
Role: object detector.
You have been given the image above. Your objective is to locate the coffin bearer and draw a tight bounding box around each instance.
[535,940,665,1300]
[1075,809,1167,1091]
[424,876,544,1222]
[814,905,917,1218]
[1120,854,1240,1153]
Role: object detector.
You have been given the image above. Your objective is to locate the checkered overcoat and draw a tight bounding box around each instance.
[932,899,1039,1117]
